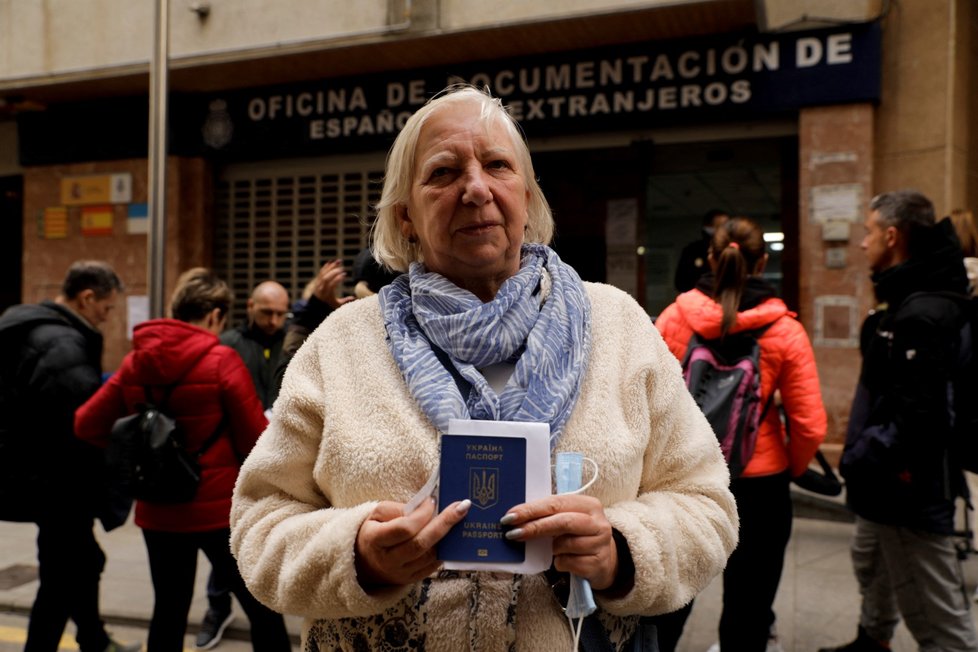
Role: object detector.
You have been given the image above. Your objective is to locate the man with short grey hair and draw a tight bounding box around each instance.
[0,260,139,652]
[820,191,978,651]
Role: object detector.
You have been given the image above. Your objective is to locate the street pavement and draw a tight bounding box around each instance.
[0,490,976,651]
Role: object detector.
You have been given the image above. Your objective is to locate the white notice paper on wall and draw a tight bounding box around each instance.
[127,295,149,340]
[810,184,862,223]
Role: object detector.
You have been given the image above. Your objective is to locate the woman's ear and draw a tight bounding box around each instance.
[204,307,225,334]
[396,204,413,238]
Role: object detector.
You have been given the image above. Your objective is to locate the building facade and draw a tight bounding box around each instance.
[1,0,976,452]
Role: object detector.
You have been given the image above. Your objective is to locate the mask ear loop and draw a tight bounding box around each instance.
[555,457,599,496]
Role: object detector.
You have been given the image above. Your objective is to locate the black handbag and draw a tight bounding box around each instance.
[791,450,843,497]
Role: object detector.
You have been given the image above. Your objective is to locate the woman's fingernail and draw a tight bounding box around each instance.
[456,499,472,513]
[500,513,517,525]
[504,528,524,540]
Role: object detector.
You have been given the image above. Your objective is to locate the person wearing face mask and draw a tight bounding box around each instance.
[229,85,738,650]
[75,268,291,652]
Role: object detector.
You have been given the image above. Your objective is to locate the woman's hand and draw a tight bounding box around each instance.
[354,498,471,590]
[501,495,619,590]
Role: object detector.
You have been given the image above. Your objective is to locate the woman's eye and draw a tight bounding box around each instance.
[430,167,450,178]
[487,160,511,170]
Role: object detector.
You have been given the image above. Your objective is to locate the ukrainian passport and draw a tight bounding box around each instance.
[437,433,527,564]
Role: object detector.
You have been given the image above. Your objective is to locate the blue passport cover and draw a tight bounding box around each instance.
[437,434,527,563]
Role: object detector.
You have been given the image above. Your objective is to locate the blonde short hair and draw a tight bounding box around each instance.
[169,267,232,323]
[371,84,554,272]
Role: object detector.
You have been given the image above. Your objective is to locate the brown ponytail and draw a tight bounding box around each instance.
[710,217,766,337]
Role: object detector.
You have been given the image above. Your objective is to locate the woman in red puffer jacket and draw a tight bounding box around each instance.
[75,268,290,652]
[653,217,827,652]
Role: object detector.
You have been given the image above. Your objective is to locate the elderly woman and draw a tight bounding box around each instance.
[230,85,737,651]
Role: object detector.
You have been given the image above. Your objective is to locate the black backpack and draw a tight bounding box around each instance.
[943,293,978,474]
[681,327,774,478]
[106,385,224,504]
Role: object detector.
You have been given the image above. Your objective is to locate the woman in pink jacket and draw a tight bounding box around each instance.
[75,268,290,652]
[655,217,827,652]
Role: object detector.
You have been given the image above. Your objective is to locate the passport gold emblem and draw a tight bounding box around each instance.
[470,467,499,509]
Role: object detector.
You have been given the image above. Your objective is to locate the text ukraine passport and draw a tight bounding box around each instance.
[437,434,527,563]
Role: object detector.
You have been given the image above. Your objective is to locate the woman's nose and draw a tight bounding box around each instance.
[461,166,492,206]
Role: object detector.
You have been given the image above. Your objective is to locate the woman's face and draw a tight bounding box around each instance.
[398,101,530,298]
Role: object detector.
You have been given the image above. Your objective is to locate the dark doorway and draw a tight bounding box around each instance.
[534,144,650,287]
[0,176,23,313]
[532,137,797,318]
[643,137,797,316]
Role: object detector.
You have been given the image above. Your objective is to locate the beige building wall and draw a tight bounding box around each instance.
[0,0,732,85]
[874,0,975,215]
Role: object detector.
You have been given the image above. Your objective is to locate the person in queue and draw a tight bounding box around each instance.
[656,217,827,651]
[229,84,738,650]
[74,268,291,652]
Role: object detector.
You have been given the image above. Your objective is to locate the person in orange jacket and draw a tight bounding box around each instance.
[654,216,827,652]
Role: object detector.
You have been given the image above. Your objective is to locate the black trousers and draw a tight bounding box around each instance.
[142,527,291,652]
[26,513,110,652]
[718,471,793,651]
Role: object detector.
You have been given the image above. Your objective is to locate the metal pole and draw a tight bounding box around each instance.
[148,0,169,318]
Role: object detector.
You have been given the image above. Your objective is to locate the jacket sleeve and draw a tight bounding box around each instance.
[595,297,738,616]
[774,320,828,477]
[217,347,269,459]
[74,367,129,447]
[230,330,395,620]
[29,328,104,440]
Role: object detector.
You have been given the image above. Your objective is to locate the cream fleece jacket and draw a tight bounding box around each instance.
[230,282,738,651]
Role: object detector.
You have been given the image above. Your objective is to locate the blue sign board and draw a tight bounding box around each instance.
[194,21,881,159]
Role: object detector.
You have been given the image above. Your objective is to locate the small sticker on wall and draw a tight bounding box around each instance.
[80,205,113,236]
[127,203,149,235]
[39,207,69,239]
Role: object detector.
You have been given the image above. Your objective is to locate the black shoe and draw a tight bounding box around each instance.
[818,626,890,652]
[195,608,235,650]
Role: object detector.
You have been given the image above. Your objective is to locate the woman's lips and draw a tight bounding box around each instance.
[457,223,500,235]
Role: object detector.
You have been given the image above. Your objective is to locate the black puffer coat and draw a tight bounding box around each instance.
[0,300,108,523]
[841,219,969,534]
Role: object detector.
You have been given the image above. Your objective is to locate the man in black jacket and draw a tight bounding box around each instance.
[219,280,289,410]
[820,191,978,652]
[0,260,138,652]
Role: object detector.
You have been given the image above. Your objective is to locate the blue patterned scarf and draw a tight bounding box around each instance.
[378,243,591,445]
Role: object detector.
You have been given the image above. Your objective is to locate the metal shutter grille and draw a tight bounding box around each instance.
[214,166,383,326]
